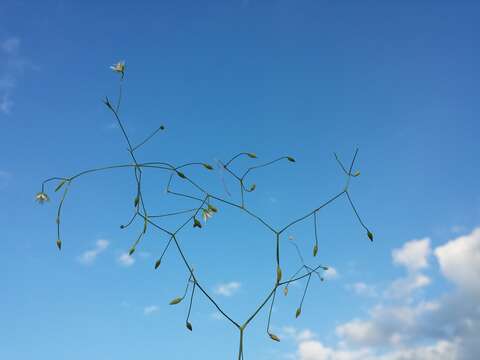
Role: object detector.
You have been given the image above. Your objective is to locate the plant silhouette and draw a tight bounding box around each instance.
[37,61,373,359]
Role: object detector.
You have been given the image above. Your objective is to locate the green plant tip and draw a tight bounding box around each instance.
[169,297,183,305]
[295,307,302,318]
[193,218,202,228]
[269,333,280,342]
[367,231,374,241]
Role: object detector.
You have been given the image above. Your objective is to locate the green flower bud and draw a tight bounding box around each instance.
[177,171,187,179]
[247,153,257,158]
[367,231,374,241]
[186,321,193,331]
[193,218,202,228]
[276,266,282,283]
[203,163,213,170]
[129,247,135,256]
[287,156,296,162]
[56,239,62,250]
[295,307,302,318]
[207,204,218,213]
[155,259,161,269]
[269,333,280,342]
[313,243,318,257]
[169,297,183,305]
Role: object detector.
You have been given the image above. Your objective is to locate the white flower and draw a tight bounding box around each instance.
[110,60,125,75]
[202,208,213,223]
[35,192,49,204]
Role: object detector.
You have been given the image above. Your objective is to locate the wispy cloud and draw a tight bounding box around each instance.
[143,305,159,315]
[347,282,377,297]
[77,239,110,265]
[0,170,12,190]
[0,36,33,115]
[213,281,241,297]
[117,253,135,267]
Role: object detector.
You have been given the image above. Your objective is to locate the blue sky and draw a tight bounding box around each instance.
[1,1,480,359]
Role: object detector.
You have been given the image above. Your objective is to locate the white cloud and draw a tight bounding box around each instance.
[0,94,13,114]
[0,36,33,115]
[77,239,109,265]
[296,339,459,360]
[435,228,480,296]
[348,282,377,297]
[282,327,316,343]
[385,273,431,299]
[214,281,241,297]
[323,267,338,280]
[144,305,159,315]
[118,253,135,267]
[289,229,480,360]
[392,238,431,273]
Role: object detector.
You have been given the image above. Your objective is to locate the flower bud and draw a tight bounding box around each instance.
[295,308,302,318]
[269,333,280,342]
[193,218,202,228]
[276,266,282,283]
[169,297,183,305]
[367,231,374,241]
